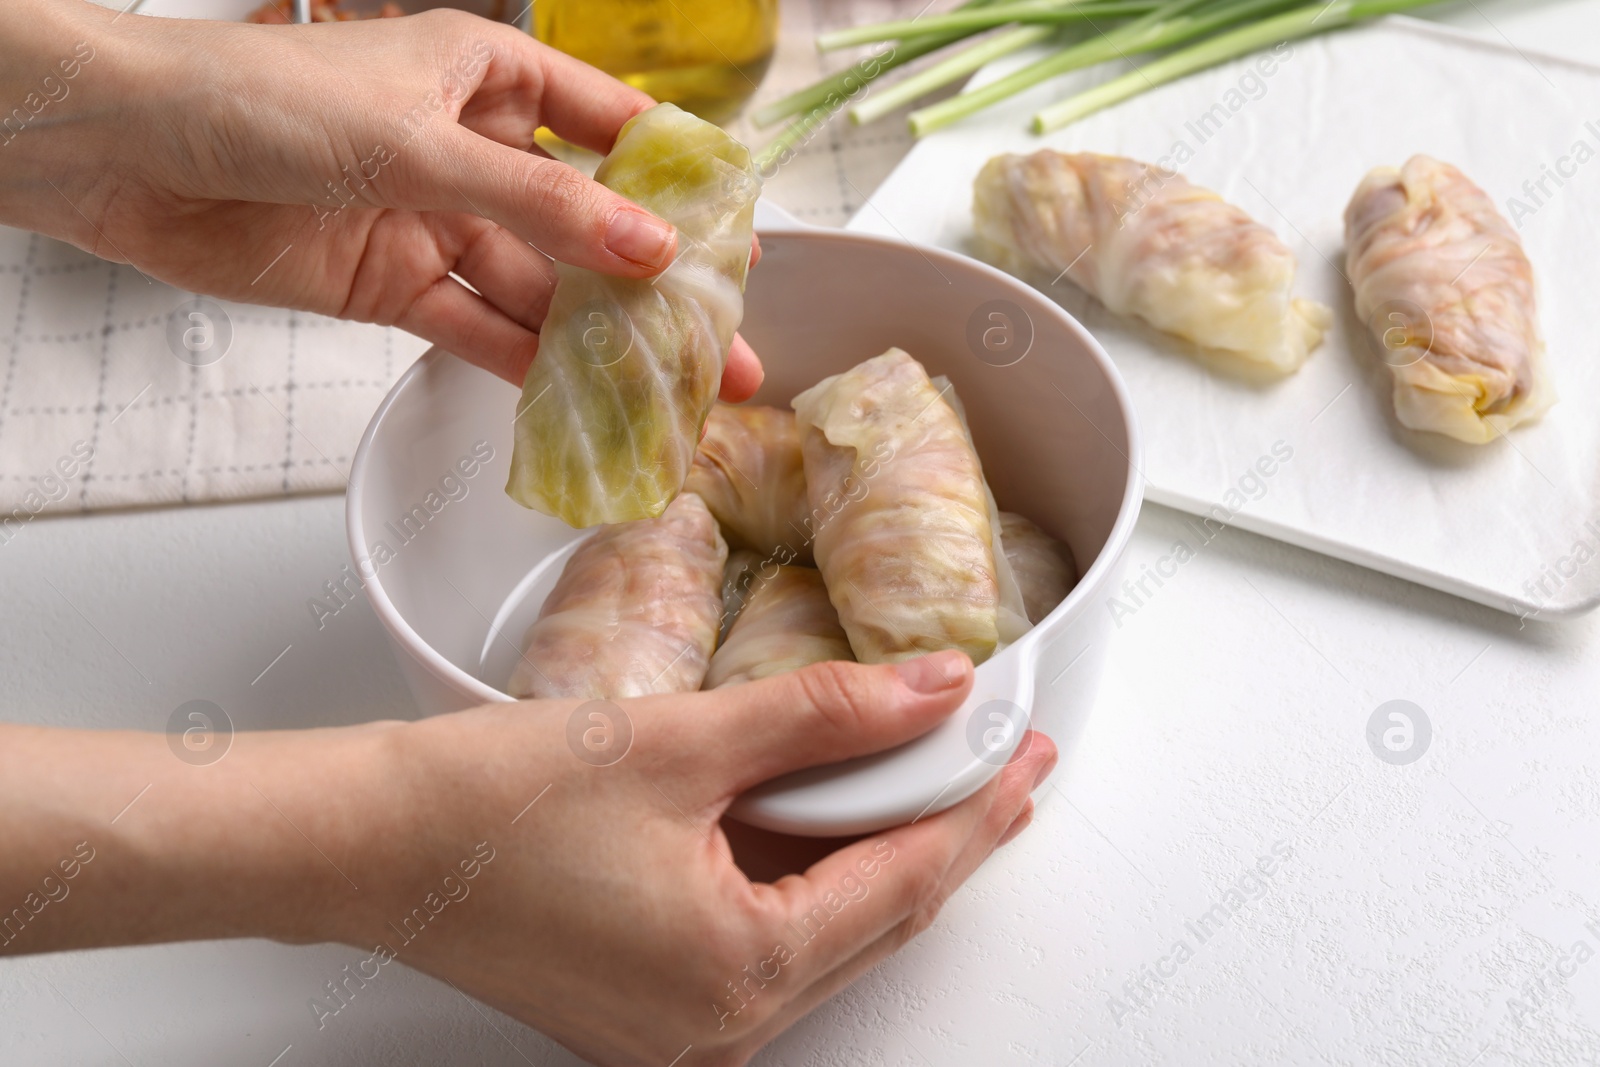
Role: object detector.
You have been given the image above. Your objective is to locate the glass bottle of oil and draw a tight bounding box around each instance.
[534,0,778,125]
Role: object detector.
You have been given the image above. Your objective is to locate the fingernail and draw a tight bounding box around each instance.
[893,650,970,693]
[606,210,676,269]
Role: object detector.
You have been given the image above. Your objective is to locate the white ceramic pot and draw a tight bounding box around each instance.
[347,207,1143,835]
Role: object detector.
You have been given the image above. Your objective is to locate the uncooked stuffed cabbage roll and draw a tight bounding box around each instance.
[1344,155,1552,443]
[685,404,812,564]
[507,103,761,528]
[973,151,1330,373]
[931,375,1030,645]
[999,512,1077,624]
[704,566,853,688]
[507,492,727,699]
[792,348,1008,665]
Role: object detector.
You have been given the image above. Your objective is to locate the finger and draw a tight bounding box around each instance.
[677,654,974,797]
[450,221,560,335]
[515,34,656,155]
[719,333,764,402]
[396,274,539,385]
[935,732,1055,895]
[751,735,1053,990]
[750,233,762,269]
[432,20,654,155]
[458,42,648,156]
[995,797,1035,850]
[423,130,677,277]
[457,87,562,156]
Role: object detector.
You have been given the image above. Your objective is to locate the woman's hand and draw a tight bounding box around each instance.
[375,654,1053,1066]
[0,654,1053,1067]
[0,0,762,397]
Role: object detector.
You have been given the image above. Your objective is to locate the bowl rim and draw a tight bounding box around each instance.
[346,224,1146,708]
[346,346,514,705]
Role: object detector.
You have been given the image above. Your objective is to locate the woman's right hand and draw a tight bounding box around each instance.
[0,653,1050,1067]
[371,653,1054,1066]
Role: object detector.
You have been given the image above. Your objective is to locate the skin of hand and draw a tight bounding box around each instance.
[0,0,763,398]
[0,652,1055,1066]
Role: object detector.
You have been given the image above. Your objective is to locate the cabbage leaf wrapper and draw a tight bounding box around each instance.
[704,565,853,689]
[928,374,1032,649]
[507,492,727,699]
[792,348,1005,666]
[507,103,761,527]
[973,150,1330,374]
[686,403,813,563]
[1344,155,1552,443]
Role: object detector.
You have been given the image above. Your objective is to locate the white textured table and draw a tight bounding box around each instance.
[7,1,1600,1064]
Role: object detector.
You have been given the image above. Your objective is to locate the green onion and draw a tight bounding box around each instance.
[908,0,1296,136]
[848,24,1064,126]
[818,0,1131,51]
[766,0,1436,160]
[753,103,838,174]
[751,0,1000,128]
[1031,0,1439,131]
[751,32,969,128]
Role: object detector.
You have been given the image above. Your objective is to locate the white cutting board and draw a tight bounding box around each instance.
[848,16,1600,619]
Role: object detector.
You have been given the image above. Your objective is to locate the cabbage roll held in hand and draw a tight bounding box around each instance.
[973,151,1330,374]
[506,104,761,528]
[508,492,727,699]
[792,348,1008,666]
[1344,155,1552,443]
[704,566,853,689]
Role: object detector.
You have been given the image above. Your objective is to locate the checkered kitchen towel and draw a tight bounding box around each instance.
[0,0,940,516]
[0,227,431,517]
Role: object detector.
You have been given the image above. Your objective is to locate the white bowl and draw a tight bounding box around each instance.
[346,209,1143,836]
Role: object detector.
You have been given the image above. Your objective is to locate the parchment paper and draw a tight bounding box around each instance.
[849,17,1600,618]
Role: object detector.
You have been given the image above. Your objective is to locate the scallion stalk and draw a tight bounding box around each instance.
[818,0,1129,50]
[908,0,1297,136]
[848,23,1062,126]
[751,0,1000,128]
[748,35,954,127]
[1031,0,1436,131]
[753,103,838,174]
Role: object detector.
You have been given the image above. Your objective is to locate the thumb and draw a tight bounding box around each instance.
[687,653,974,798]
[411,129,678,277]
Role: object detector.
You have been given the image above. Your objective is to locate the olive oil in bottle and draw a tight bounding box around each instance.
[534,0,778,124]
